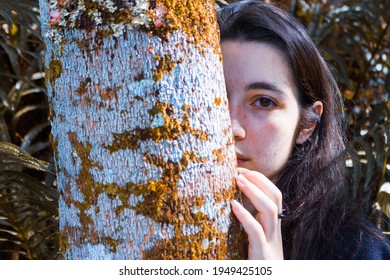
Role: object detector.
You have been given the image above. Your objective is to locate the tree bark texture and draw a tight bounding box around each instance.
[39,0,246,259]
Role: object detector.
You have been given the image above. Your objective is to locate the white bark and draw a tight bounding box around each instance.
[40,0,244,259]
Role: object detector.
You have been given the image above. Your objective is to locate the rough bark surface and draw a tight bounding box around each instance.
[40,0,247,259]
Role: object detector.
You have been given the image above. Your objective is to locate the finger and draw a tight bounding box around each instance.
[236,173,280,236]
[231,199,265,245]
[237,167,283,210]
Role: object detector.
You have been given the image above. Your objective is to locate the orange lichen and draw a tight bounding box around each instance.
[59,133,109,254]
[98,86,121,103]
[105,237,118,253]
[106,102,208,152]
[75,77,91,95]
[212,148,228,165]
[128,152,242,259]
[149,0,221,54]
[51,1,244,260]
[153,54,183,82]
[54,0,220,52]
[58,231,71,259]
[59,123,244,259]
[45,53,63,87]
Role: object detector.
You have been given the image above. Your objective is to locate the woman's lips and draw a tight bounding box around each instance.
[236,153,249,164]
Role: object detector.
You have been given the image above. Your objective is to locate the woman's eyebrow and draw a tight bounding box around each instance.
[246,81,287,97]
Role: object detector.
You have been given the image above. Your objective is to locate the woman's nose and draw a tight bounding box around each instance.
[229,98,246,140]
[231,118,246,140]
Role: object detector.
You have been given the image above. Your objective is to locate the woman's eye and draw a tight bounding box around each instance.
[253,97,275,108]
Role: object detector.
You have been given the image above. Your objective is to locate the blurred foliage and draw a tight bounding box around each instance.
[0,0,388,259]
[0,0,57,259]
[0,142,57,259]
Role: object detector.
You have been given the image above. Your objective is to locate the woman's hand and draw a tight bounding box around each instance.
[231,167,284,259]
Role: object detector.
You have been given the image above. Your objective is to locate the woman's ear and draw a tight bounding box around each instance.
[296,101,323,145]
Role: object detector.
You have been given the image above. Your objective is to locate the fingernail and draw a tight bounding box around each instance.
[231,199,240,208]
[236,173,245,184]
[237,167,248,174]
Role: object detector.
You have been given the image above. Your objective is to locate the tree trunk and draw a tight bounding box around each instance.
[39,0,246,259]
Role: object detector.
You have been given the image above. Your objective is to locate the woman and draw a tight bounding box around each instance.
[218,0,390,259]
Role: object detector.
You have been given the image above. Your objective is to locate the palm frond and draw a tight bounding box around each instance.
[0,143,58,259]
[0,142,54,173]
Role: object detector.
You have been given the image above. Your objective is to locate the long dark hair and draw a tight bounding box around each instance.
[218,0,362,259]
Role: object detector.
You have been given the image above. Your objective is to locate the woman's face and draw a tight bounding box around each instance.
[221,41,303,182]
